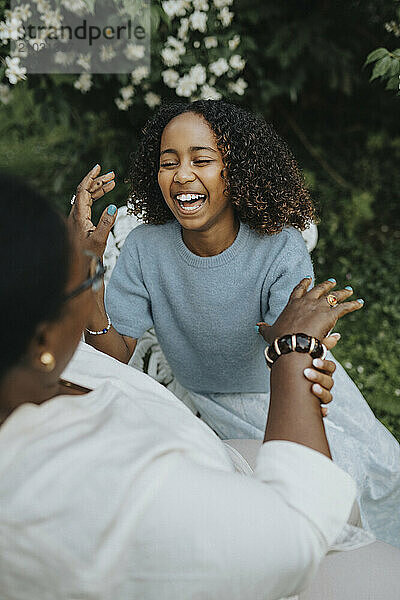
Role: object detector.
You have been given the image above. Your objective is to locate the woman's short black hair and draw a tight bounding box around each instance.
[0,173,70,380]
[128,99,315,234]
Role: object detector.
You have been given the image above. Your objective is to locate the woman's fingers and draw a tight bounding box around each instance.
[322,332,341,350]
[304,367,334,394]
[289,277,313,300]
[321,406,328,418]
[312,357,336,375]
[310,382,333,405]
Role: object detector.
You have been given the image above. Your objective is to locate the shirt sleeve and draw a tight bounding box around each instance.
[262,229,314,325]
[135,440,356,600]
[105,231,153,339]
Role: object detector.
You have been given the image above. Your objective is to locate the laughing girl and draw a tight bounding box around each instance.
[80,100,400,548]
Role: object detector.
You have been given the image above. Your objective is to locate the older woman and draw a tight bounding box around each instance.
[0,172,398,599]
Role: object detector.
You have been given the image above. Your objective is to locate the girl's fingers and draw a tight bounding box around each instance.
[289,277,313,300]
[78,164,101,192]
[304,368,334,393]
[322,333,341,350]
[327,287,354,303]
[307,278,337,299]
[336,299,364,318]
[88,171,115,192]
[87,205,118,257]
[91,180,116,200]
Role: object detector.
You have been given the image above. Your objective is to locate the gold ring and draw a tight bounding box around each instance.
[326,294,338,307]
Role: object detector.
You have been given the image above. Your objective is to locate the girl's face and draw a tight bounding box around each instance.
[158,112,235,233]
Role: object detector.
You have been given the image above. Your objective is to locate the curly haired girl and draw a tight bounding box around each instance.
[79,100,400,549]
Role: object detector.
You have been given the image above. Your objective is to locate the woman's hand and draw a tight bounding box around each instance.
[69,164,117,258]
[304,356,336,418]
[258,278,364,344]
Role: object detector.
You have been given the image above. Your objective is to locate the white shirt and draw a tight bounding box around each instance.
[0,343,356,600]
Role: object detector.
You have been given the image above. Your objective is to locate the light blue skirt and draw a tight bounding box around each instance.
[176,352,400,549]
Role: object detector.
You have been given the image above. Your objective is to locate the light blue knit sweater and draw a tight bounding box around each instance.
[106,220,313,394]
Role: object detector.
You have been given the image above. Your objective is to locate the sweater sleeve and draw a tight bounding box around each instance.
[262,228,314,325]
[105,229,154,339]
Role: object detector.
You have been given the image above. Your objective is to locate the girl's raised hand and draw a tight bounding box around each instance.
[69,164,117,258]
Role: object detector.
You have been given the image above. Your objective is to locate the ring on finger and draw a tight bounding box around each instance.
[326,294,338,308]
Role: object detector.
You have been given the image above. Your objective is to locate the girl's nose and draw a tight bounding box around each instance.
[173,165,196,184]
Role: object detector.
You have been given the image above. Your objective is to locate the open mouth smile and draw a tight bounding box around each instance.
[173,193,207,214]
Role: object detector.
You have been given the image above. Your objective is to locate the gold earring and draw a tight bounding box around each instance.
[40,351,56,372]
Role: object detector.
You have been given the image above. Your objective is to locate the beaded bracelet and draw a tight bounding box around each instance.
[264,332,327,369]
[86,313,112,336]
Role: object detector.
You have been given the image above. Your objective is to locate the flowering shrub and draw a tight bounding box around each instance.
[0,0,248,109]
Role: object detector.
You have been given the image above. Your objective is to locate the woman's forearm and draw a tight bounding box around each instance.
[84,286,136,363]
[264,353,331,459]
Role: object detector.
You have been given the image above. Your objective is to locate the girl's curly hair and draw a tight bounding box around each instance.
[128,100,316,235]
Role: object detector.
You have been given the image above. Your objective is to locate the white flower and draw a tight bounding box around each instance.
[61,0,87,15]
[176,74,197,97]
[204,36,218,49]
[209,57,229,76]
[228,77,248,95]
[0,22,9,44]
[344,361,353,370]
[395,389,400,397]
[193,0,209,10]
[14,4,32,22]
[115,97,132,111]
[228,34,240,50]
[5,56,27,85]
[166,36,186,54]
[356,366,364,374]
[100,45,116,62]
[124,43,145,61]
[131,65,149,84]
[76,53,91,71]
[144,92,161,108]
[120,85,134,101]
[229,54,245,71]
[54,51,74,66]
[161,46,180,67]
[162,0,189,18]
[177,17,189,40]
[74,72,92,93]
[41,9,63,29]
[36,0,51,13]
[189,11,207,33]
[200,83,222,100]
[0,83,12,105]
[4,16,24,41]
[213,0,233,7]
[189,64,206,85]
[162,68,180,88]
[218,6,233,27]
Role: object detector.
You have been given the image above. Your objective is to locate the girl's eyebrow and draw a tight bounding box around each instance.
[160,145,218,156]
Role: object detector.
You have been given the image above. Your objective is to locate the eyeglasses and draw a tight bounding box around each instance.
[64,250,106,301]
